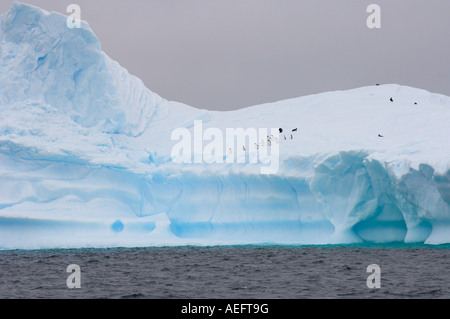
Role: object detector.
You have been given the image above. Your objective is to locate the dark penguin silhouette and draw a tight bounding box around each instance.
[279,128,283,133]
[390,97,394,102]
[290,134,293,140]
[292,128,298,132]
[376,83,380,86]
[378,134,384,138]
[414,102,418,105]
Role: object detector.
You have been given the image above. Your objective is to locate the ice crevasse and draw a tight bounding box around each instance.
[0,2,450,249]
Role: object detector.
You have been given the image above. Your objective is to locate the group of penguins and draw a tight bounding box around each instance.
[233,127,299,153]
[251,127,298,151]
[233,84,421,153]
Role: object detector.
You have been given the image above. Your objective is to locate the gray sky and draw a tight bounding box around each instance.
[1,0,449,110]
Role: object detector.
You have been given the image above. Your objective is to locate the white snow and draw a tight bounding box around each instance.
[0,3,449,249]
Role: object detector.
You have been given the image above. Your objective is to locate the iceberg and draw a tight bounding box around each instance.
[0,3,449,250]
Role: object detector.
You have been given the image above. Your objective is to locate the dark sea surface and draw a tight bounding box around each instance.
[0,245,449,299]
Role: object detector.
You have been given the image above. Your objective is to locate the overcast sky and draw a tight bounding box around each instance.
[1,0,449,110]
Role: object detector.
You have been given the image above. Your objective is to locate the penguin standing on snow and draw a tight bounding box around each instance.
[378,134,384,138]
[390,97,394,102]
[292,128,298,132]
[279,128,283,134]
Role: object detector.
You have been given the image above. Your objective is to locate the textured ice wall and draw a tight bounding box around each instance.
[0,2,164,136]
[1,146,449,249]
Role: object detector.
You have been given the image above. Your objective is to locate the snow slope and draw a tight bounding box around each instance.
[0,3,449,249]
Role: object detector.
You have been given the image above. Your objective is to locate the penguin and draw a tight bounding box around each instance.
[376,83,380,86]
[378,134,384,138]
[279,128,283,133]
[292,128,298,132]
[414,102,418,105]
[284,135,287,140]
[290,134,293,140]
[390,97,394,102]
[243,145,246,152]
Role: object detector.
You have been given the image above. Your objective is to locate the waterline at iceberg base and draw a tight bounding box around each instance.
[1,3,449,249]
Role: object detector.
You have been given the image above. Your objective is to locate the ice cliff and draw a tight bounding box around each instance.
[0,3,449,249]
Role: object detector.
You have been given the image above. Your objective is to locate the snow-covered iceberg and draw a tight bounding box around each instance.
[1,3,449,250]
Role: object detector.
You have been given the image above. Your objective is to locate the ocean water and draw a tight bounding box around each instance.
[0,245,449,299]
